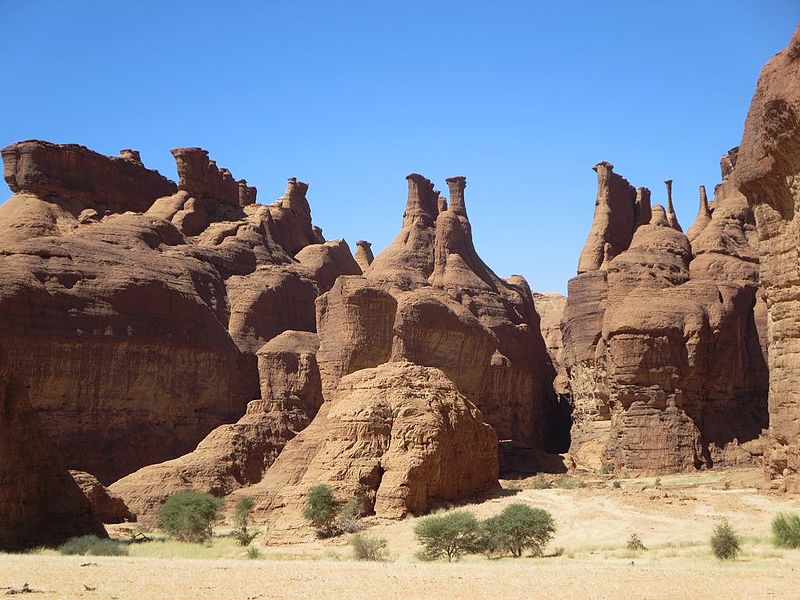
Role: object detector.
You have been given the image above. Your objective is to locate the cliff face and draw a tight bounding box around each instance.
[735,25,800,492]
[0,140,359,483]
[562,159,767,473]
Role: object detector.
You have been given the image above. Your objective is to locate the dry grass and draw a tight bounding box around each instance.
[3,468,800,599]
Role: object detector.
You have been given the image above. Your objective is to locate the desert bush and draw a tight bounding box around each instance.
[612,481,622,489]
[710,520,741,560]
[772,513,800,548]
[626,533,646,552]
[58,535,128,556]
[336,499,365,534]
[232,496,259,546]
[601,464,614,475]
[158,490,224,543]
[304,484,340,537]
[527,474,551,490]
[479,504,556,558]
[654,477,662,489]
[246,546,261,560]
[552,475,586,489]
[414,510,481,562]
[350,533,389,561]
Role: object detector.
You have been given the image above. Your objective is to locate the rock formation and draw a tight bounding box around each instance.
[563,157,767,473]
[111,331,324,518]
[238,362,499,541]
[0,350,106,551]
[354,240,374,271]
[0,141,357,484]
[735,25,800,492]
[532,292,568,395]
[70,471,135,524]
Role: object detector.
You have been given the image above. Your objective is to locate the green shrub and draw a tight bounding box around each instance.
[337,499,365,534]
[304,484,340,537]
[552,475,586,490]
[232,496,259,546]
[246,546,261,560]
[625,533,646,552]
[601,464,614,475]
[350,533,388,561]
[772,513,800,549]
[527,474,551,490]
[479,503,556,558]
[612,481,622,489]
[58,535,128,556]
[710,520,741,560]
[414,510,480,562]
[158,490,224,543]
[654,477,662,489]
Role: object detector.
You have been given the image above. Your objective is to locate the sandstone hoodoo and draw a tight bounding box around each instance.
[735,24,800,492]
[0,141,358,484]
[562,155,768,473]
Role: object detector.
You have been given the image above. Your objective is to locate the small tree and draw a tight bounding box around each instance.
[337,498,365,534]
[350,533,389,561]
[479,503,556,558]
[626,533,646,552]
[158,490,224,543]
[303,484,339,538]
[233,496,259,546]
[710,519,741,560]
[414,510,481,562]
[772,513,800,549]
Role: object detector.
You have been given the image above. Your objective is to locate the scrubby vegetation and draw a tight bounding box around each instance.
[158,490,224,543]
[414,510,481,562]
[58,535,128,556]
[552,475,586,490]
[711,520,741,560]
[479,504,556,558]
[527,474,552,489]
[303,484,365,538]
[772,513,800,549]
[350,533,389,561]
[232,496,259,546]
[626,533,646,552]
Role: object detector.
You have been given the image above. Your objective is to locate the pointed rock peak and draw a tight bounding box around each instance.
[445,176,468,217]
[664,180,683,232]
[698,185,711,217]
[403,173,438,225]
[650,204,670,227]
[687,185,713,242]
[634,187,652,228]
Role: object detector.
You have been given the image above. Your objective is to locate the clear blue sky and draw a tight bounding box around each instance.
[1,1,797,293]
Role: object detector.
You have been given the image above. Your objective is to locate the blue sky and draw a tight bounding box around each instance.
[1,1,797,293]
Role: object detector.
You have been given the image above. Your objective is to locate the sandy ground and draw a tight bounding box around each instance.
[2,469,800,599]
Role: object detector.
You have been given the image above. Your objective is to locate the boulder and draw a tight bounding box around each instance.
[70,471,135,524]
[240,362,498,541]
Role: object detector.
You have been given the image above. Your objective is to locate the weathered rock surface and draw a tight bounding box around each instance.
[110,331,324,518]
[735,25,800,492]
[0,141,354,484]
[241,362,499,541]
[0,351,106,551]
[70,470,135,524]
[532,292,568,394]
[354,240,374,271]
[563,157,767,473]
[325,174,557,451]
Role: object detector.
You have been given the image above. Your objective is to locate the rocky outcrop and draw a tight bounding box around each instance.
[240,362,499,541]
[295,239,362,292]
[70,471,135,524]
[354,240,374,271]
[2,140,177,213]
[532,292,568,394]
[563,156,767,473]
[323,174,557,451]
[0,141,355,484]
[735,25,800,492]
[0,351,106,551]
[110,331,324,518]
[171,147,256,207]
